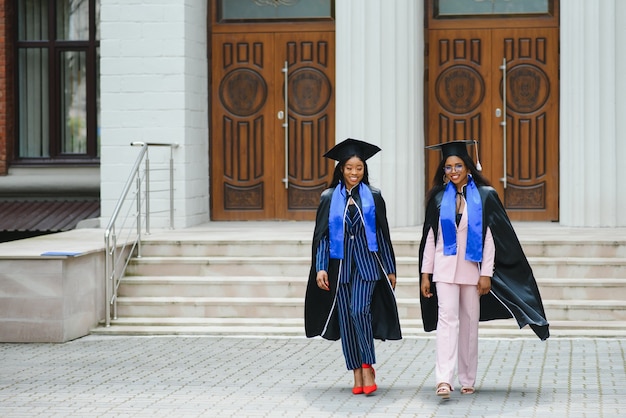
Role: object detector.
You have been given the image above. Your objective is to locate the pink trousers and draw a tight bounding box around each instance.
[435,281,480,388]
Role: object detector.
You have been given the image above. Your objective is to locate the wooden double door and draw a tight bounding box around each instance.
[427,26,560,221]
[210,30,335,221]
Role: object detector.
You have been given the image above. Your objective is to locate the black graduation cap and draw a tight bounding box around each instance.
[426,139,482,171]
[323,138,381,162]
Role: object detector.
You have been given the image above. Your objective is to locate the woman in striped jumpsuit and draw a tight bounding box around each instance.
[304,138,401,396]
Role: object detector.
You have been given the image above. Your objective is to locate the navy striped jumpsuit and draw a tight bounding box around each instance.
[316,199,396,370]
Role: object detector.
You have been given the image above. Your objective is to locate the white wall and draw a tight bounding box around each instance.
[100,0,208,229]
[617,1,626,224]
[560,0,625,226]
[335,0,424,227]
[180,0,210,227]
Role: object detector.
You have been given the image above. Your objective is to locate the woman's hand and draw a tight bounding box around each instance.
[478,276,491,296]
[388,273,396,290]
[421,273,433,298]
[316,270,329,291]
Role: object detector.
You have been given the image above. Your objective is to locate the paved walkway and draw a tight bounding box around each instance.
[0,335,623,417]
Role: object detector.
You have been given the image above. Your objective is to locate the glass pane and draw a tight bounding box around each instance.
[17,0,49,41]
[57,0,89,40]
[220,0,333,20]
[60,51,87,154]
[18,49,49,158]
[437,0,549,16]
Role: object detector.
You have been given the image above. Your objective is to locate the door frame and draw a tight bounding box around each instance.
[207,1,336,221]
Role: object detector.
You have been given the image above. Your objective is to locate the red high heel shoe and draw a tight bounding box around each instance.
[352,386,364,395]
[362,363,377,395]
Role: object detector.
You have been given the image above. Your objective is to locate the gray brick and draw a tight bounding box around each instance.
[0,336,624,417]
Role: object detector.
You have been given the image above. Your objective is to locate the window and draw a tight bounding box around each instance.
[218,0,334,22]
[435,0,550,17]
[15,0,100,162]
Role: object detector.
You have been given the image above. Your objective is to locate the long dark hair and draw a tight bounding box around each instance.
[329,155,370,188]
[425,154,491,203]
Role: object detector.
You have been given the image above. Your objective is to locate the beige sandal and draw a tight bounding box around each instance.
[436,382,451,399]
[461,386,475,395]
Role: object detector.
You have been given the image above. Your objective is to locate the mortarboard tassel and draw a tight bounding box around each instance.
[473,139,482,171]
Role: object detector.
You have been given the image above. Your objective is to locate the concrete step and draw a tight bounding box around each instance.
[125,255,626,278]
[403,257,626,279]
[139,239,421,258]
[542,300,626,321]
[527,257,626,278]
[126,256,312,277]
[118,276,626,301]
[520,240,626,258]
[139,240,311,258]
[119,276,309,298]
[535,277,626,300]
[126,256,426,278]
[114,296,422,319]
[90,317,626,339]
[114,295,626,322]
[138,237,626,258]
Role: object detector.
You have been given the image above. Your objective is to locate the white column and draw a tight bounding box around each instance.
[100,0,209,229]
[179,0,210,227]
[560,0,624,226]
[616,1,626,223]
[335,0,424,227]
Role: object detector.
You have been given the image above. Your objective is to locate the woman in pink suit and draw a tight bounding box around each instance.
[419,140,549,400]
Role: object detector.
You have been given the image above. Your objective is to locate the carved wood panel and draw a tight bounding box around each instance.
[211,33,274,219]
[276,32,335,218]
[495,28,559,219]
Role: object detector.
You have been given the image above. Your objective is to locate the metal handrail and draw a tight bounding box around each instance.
[104,142,178,327]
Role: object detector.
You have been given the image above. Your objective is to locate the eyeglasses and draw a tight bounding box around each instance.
[444,163,465,173]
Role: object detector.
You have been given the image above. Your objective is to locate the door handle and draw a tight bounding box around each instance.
[499,58,507,189]
[281,61,289,189]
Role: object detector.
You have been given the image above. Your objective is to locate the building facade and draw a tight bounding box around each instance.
[0,0,624,232]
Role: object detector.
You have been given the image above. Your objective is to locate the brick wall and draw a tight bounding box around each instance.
[0,0,13,175]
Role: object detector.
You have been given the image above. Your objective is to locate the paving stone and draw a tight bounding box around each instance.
[0,336,624,417]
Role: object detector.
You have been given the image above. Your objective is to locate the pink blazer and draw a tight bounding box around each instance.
[421,204,495,285]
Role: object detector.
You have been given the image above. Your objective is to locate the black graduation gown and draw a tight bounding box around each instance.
[418,185,550,340]
[304,185,402,341]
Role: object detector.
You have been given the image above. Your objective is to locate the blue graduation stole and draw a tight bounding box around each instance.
[440,176,483,262]
[329,182,378,259]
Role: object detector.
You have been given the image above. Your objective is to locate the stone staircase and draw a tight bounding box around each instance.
[91,223,626,338]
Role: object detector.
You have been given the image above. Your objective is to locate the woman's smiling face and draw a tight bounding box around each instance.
[342,156,365,189]
[444,156,468,188]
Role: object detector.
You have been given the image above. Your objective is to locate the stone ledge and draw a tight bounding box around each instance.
[0,233,106,342]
